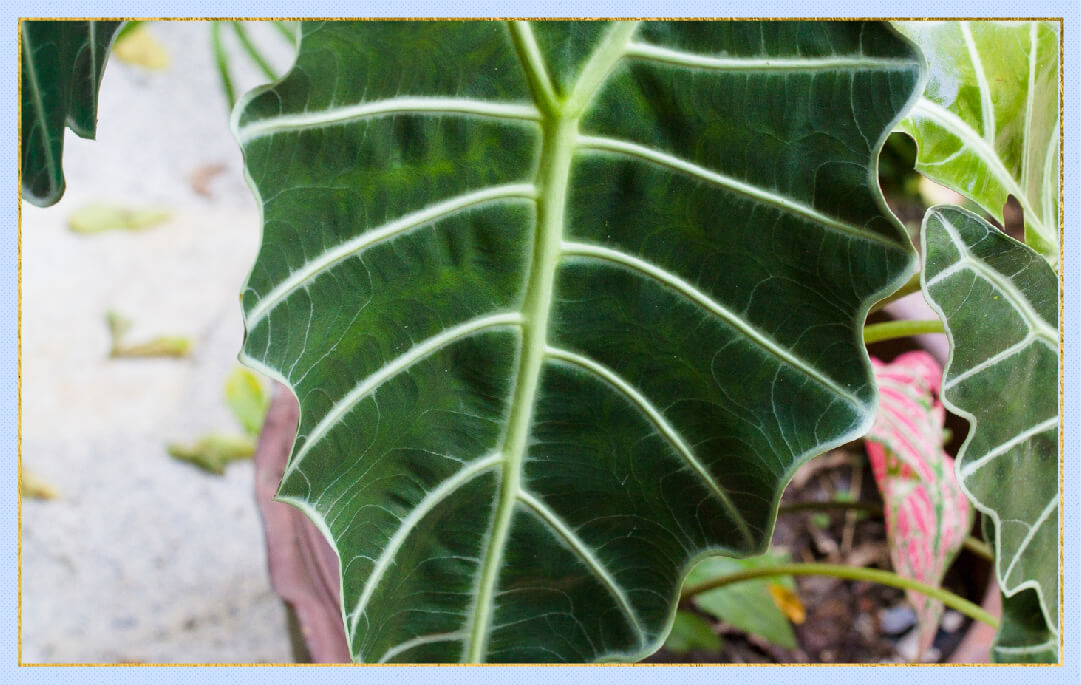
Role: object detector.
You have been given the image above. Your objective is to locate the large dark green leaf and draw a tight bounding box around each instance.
[895,21,1060,262]
[20,19,122,207]
[920,206,1059,658]
[234,20,921,662]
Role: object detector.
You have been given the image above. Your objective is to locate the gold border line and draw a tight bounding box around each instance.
[16,14,1063,665]
[14,16,1071,21]
[1057,14,1065,662]
[16,15,23,676]
[13,661,1064,667]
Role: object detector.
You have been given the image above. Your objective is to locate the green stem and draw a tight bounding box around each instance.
[231,21,278,81]
[681,562,998,629]
[271,20,297,45]
[864,318,944,344]
[869,271,923,314]
[962,536,995,563]
[210,22,236,105]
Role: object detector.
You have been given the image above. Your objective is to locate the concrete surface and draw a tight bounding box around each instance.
[20,21,298,663]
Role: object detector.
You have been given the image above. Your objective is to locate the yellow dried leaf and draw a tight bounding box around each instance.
[767,583,805,624]
[21,468,59,500]
[68,204,171,234]
[113,25,170,70]
[111,336,192,359]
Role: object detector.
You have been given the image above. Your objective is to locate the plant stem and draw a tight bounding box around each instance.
[232,21,278,81]
[210,22,236,105]
[962,536,995,563]
[272,20,297,45]
[869,271,922,314]
[680,562,999,629]
[864,318,944,344]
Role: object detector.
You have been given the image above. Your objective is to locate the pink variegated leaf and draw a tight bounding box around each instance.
[865,351,971,659]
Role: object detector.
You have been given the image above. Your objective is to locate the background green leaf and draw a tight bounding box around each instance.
[21,20,122,206]
[895,21,1060,261]
[663,611,723,654]
[684,553,799,649]
[236,20,921,662]
[920,206,1059,660]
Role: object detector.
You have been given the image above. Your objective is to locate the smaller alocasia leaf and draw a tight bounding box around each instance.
[920,205,1059,660]
[21,20,122,206]
[993,590,1057,663]
[983,518,1058,663]
[684,552,799,650]
[864,350,971,658]
[895,21,1060,262]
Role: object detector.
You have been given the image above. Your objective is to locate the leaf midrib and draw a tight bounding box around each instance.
[464,21,639,662]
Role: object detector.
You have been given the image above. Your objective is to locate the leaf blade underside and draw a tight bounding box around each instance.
[235,20,921,663]
[20,19,122,207]
[920,206,1059,658]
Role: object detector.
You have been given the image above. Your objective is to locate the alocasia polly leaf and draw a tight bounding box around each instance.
[20,20,122,206]
[234,20,921,662]
[920,206,1059,659]
[864,351,971,658]
[894,21,1060,262]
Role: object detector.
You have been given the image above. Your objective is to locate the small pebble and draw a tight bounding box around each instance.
[895,627,920,661]
[854,613,876,640]
[896,626,941,662]
[879,604,918,634]
[941,610,965,633]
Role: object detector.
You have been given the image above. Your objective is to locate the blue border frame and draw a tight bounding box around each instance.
[5,2,1078,683]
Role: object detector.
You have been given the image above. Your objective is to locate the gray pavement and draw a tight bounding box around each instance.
[20,21,298,663]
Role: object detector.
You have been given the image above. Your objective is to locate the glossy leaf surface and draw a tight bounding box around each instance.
[920,206,1059,650]
[865,351,970,656]
[235,20,921,662]
[20,20,122,206]
[895,21,1060,261]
